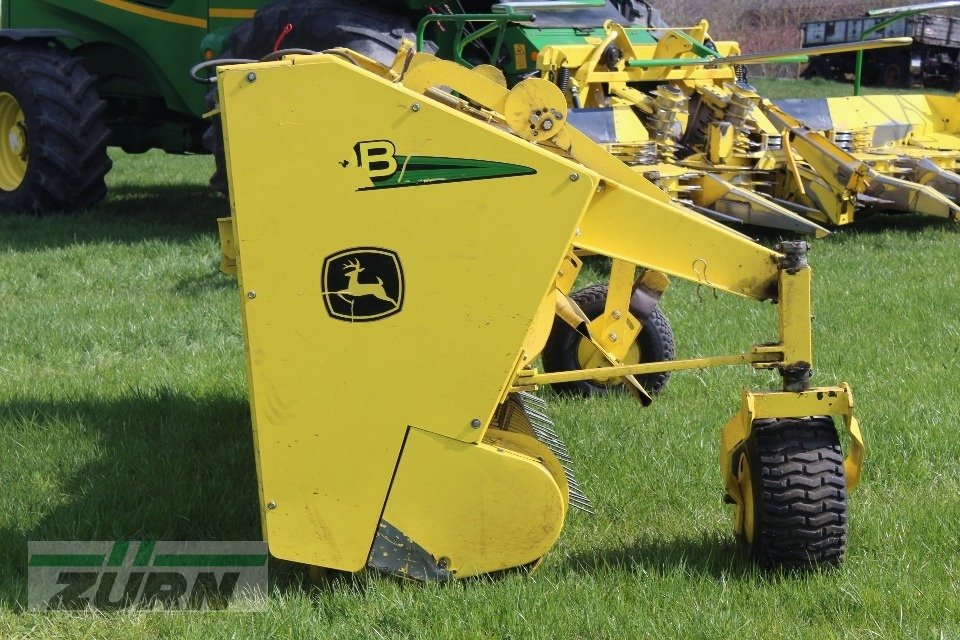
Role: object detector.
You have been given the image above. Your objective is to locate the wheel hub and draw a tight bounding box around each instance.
[8,124,25,157]
[0,92,28,191]
[575,336,640,386]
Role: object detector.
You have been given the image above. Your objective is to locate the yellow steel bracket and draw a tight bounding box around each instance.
[551,286,653,406]
[752,254,812,369]
[217,216,237,276]
[554,250,583,295]
[572,25,619,106]
[589,258,643,361]
[780,126,806,197]
[720,384,864,534]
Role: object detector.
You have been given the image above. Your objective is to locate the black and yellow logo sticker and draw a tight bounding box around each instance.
[513,44,528,71]
[353,140,536,190]
[322,248,404,322]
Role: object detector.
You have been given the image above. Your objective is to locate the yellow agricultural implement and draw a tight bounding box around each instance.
[523,17,960,230]
[214,47,863,578]
[773,91,960,223]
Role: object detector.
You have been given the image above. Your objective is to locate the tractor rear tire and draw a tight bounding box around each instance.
[542,284,675,397]
[737,417,848,569]
[206,0,420,193]
[0,43,111,213]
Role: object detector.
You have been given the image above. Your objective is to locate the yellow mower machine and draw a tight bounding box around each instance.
[515,16,960,230]
[214,45,863,578]
[772,91,960,219]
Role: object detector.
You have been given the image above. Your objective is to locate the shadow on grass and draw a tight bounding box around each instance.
[560,532,761,580]
[0,389,259,610]
[0,185,230,252]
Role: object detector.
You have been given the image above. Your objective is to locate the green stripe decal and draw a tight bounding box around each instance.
[361,156,536,190]
[29,554,105,567]
[151,554,268,567]
[107,541,129,566]
[134,541,155,566]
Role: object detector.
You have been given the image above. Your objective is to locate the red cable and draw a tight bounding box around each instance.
[273,23,294,52]
[428,7,445,31]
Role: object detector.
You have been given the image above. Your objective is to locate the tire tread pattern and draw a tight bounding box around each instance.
[748,417,848,568]
[0,44,111,213]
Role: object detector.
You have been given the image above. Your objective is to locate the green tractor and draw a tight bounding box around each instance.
[0,0,663,212]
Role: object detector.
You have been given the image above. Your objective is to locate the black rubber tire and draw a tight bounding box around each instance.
[801,57,831,80]
[541,284,675,397]
[205,0,420,193]
[883,56,907,88]
[739,417,848,569]
[0,43,111,213]
[617,0,669,28]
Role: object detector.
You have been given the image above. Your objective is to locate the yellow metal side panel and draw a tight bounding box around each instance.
[576,183,780,301]
[925,95,960,135]
[825,95,940,139]
[218,56,596,570]
[380,428,565,578]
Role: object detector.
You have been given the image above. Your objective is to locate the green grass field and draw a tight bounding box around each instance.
[2,78,960,638]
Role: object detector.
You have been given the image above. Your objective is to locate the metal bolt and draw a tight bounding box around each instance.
[267,501,277,510]
[247,291,256,299]
[612,310,622,320]
[246,72,257,82]
[411,103,421,112]
[541,118,554,131]
[470,418,482,429]
[437,556,450,569]
[608,332,618,342]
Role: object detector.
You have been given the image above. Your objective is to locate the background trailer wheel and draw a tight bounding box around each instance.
[542,284,675,397]
[736,417,848,569]
[0,43,111,213]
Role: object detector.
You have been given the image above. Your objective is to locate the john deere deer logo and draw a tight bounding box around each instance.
[321,248,404,322]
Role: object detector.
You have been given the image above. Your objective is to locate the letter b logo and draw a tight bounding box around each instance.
[354,140,398,181]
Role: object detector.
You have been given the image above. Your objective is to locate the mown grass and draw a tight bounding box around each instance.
[2,79,960,637]
[752,76,953,99]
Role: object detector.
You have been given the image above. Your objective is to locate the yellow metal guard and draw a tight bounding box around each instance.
[217,48,863,577]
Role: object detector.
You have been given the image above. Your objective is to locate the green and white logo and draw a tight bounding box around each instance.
[28,540,267,611]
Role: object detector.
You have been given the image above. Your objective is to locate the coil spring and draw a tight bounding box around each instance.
[555,67,571,95]
[735,64,748,85]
